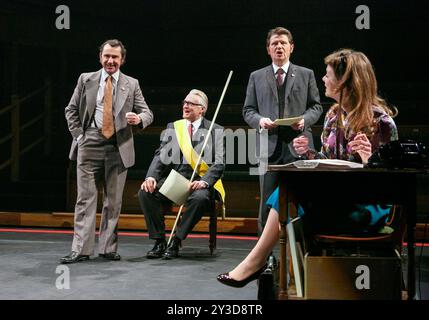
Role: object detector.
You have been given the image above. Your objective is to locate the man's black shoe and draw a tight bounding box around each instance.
[163,237,181,259]
[146,239,167,259]
[99,252,121,261]
[60,251,90,264]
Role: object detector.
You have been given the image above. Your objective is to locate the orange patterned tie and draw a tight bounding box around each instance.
[102,75,114,139]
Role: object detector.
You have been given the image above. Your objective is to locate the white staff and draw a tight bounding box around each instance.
[167,70,233,246]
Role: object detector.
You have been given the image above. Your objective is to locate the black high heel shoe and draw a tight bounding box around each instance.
[217,264,267,288]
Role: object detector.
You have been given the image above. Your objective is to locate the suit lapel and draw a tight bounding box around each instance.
[193,117,208,153]
[84,70,101,120]
[284,63,297,103]
[114,72,130,117]
[265,66,278,102]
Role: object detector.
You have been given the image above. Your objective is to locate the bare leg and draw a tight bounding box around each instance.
[228,208,279,281]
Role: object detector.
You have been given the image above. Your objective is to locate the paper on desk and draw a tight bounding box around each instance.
[273,116,303,126]
[286,159,364,169]
[159,169,191,205]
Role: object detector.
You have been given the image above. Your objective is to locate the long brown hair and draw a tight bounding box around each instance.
[324,49,397,138]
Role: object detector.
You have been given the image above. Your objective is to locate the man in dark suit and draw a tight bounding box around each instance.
[62,39,153,264]
[243,27,323,232]
[138,89,225,259]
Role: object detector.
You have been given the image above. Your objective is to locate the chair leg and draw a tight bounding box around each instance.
[209,212,217,255]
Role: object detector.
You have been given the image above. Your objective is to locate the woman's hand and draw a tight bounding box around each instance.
[293,135,309,155]
[348,133,372,164]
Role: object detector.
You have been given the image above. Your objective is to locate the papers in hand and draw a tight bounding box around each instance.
[159,169,191,205]
[273,116,303,126]
[287,159,364,169]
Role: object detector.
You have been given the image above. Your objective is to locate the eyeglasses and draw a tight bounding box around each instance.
[182,100,202,107]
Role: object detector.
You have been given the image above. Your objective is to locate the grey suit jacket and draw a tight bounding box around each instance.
[242,63,323,158]
[65,69,153,168]
[146,118,225,190]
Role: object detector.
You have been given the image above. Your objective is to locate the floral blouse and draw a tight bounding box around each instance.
[318,106,398,162]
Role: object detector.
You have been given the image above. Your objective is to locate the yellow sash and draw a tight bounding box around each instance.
[173,119,225,204]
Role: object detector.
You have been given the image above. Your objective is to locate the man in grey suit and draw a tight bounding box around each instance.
[62,39,153,264]
[243,27,323,233]
[138,89,225,259]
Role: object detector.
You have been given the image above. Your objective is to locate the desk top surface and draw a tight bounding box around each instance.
[268,165,428,174]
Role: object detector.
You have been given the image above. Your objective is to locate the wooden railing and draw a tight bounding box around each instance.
[0,79,53,182]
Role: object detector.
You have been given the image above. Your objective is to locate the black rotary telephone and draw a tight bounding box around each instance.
[367,140,428,169]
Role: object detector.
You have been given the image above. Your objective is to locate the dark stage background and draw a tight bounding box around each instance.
[0,0,428,217]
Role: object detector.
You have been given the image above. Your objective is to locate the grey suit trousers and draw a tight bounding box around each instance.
[258,140,296,234]
[72,128,128,255]
[138,188,211,241]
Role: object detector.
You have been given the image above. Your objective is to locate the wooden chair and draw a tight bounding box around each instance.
[162,199,224,255]
[313,205,406,252]
[304,205,407,299]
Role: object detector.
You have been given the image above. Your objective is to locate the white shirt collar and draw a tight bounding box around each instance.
[272,61,290,75]
[186,117,203,132]
[101,69,120,84]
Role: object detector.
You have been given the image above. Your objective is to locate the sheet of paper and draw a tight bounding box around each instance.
[159,169,191,205]
[273,116,303,126]
[288,159,364,169]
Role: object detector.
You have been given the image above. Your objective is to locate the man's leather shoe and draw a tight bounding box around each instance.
[147,239,167,259]
[60,251,90,264]
[99,252,121,261]
[217,264,267,288]
[163,237,181,259]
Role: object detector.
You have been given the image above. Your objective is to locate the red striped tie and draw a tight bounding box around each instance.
[276,68,285,87]
[188,123,193,138]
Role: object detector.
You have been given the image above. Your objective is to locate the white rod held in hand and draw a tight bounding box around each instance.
[189,70,233,183]
[167,70,233,246]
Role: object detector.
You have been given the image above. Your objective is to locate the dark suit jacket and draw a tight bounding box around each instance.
[65,69,153,168]
[242,63,323,158]
[146,118,225,190]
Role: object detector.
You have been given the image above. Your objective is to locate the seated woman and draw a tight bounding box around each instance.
[217,49,398,288]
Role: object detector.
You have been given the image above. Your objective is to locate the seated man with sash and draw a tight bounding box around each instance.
[138,89,225,259]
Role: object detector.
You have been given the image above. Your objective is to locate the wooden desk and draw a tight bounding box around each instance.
[268,165,427,300]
